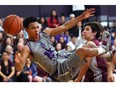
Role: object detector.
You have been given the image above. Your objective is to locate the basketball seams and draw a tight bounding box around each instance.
[3,16,12,33]
[15,16,20,35]
[8,15,17,34]
[3,15,22,35]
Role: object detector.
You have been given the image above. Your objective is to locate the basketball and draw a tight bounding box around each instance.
[3,14,22,35]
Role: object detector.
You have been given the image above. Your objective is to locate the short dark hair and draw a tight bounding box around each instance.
[84,22,103,39]
[23,16,39,28]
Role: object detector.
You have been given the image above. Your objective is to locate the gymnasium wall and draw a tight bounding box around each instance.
[0,5,72,18]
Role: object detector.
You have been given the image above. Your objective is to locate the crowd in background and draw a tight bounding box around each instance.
[0,9,116,82]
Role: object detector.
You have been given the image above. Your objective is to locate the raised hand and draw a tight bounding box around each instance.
[82,8,95,19]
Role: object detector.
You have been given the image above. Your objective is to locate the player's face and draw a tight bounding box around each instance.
[26,22,41,40]
[82,25,95,41]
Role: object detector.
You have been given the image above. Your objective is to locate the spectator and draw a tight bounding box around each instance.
[55,43,62,52]
[60,14,66,25]
[58,36,66,49]
[38,17,48,31]
[68,13,79,37]
[75,22,87,48]
[50,36,57,47]
[55,32,68,44]
[67,35,77,51]
[64,31,71,43]
[23,58,43,82]
[2,36,14,54]
[5,45,14,62]
[0,51,15,82]
[0,32,4,59]
[47,10,60,28]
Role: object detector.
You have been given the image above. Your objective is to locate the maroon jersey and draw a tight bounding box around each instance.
[84,39,107,82]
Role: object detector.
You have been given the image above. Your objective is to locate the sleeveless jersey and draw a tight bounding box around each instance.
[84,39,107,82]
[26,32,82,81]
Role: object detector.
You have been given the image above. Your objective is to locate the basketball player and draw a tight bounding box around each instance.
[14,8,108,82]
[74,22,111,82]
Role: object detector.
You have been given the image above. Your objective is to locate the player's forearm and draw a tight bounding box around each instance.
[49,8,95,36]
[15,65,23,71]
[16,54,27,71]
[74,63,89,82]
[15,60,24,71]
[62,15,84,31]
[107,61,115,75]
[50,15,85,36]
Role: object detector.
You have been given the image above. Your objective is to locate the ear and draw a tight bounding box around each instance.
[93,31,97,36]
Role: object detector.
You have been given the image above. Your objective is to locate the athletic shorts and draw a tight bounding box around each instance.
[52,51,86,82]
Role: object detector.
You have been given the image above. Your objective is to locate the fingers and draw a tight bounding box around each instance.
[14,52,21,61]
[87,8,95,12]
[87,8,95,15]
[91,14,94,16]
[15,52,18,59]
[14,53,21,63]
[15,58,22,71]
[107,76,115,82]
[14,58,20,64]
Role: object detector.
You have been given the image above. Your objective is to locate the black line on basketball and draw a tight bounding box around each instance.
[15,16,19,35]
[8,15,17,34]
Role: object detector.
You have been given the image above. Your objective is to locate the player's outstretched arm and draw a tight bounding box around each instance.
[44,8,95,36]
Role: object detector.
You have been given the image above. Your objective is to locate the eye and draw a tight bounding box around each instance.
[37,26,39,29]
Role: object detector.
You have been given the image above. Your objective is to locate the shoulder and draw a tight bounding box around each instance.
[87,41,96,46]
[43,28,53,36]
[85,41,98,48]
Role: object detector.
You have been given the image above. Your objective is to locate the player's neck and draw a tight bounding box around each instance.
[28,37,40,41]
[28,34,40,41]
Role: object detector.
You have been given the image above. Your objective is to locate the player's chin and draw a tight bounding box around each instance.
[82,35,86,38]
[34,35,39,39]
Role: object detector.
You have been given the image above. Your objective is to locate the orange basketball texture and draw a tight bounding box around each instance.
[3,15,22,35]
